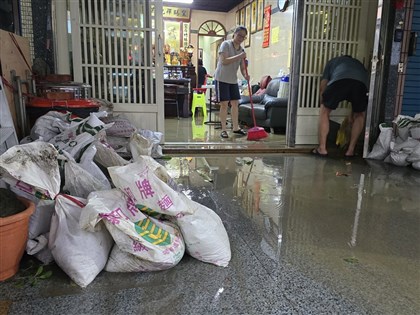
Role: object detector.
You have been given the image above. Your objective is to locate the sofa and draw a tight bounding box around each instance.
[238,77,288,132]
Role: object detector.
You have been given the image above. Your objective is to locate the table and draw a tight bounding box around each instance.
[201,84,220,125]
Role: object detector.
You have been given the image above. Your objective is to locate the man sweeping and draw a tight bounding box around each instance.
[312,55,369,158]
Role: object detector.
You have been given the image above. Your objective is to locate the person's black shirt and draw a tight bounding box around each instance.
[198,65,207,87]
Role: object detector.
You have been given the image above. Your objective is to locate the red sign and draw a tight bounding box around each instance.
[262,5,271,48]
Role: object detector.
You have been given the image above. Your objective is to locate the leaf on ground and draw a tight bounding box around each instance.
[343,257,359,264]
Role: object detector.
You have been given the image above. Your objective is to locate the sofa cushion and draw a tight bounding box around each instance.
[239,104,267,121]
[265,78,281,97]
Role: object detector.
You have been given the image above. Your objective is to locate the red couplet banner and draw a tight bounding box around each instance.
[262,5,271,48]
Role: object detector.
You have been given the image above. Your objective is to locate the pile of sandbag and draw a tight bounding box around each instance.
[367,114,420,170]
[0,111,231,288]
[26,110,164,159]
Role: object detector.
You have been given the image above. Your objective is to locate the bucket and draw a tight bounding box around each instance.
[277,75,290,98]
[0,197,35,281]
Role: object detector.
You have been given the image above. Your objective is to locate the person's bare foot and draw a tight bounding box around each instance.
[345,149,355,157]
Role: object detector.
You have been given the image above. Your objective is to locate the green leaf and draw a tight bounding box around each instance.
[34,266,44,277]
[343,256,359,264]
[39,271,53,279]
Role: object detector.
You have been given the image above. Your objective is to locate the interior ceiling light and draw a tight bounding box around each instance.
[163,0,194,4]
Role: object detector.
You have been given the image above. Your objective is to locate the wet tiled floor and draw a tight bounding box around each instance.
[1,154,419,314]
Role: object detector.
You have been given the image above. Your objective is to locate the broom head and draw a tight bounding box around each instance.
[247,126,268,141]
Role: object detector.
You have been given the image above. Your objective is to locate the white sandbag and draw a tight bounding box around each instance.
[81,189,185,272]
[28,199,55,239]
[132,129,163,158]
[26,233,54,264]
[388,138,420,167]
[49,112,107,159]
[63,156,109,198]
[388,151,410,167]
[0,142,60,199]
[130,133,153,157]
[49,194,113,287]
[393,114,420,141]
[392,137,419,152]
[79,144,111,189]
[412,161,420,170]
[367,124,393,160]
[100,115,136,137]
[410,125,420,140]
[106,243,183,272]
[93,140,130,168]
[406,144,420,163]
[108,160,232,267]
[30,111,74,141]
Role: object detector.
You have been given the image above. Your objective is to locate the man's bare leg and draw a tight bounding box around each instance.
[316,104,332,155]
[219,101,229,132]
[345,111,365,156]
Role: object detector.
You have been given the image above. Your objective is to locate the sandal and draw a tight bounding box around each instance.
[233,129,247,136]
[220,131,229,138]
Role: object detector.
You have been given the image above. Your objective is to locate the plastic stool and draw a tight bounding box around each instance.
[191,91,207,117]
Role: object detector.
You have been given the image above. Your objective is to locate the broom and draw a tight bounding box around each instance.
[243,59,268,141]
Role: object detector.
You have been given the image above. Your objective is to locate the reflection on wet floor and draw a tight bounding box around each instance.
[164,154,420,314]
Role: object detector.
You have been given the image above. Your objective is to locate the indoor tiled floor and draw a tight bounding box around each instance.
[164,112,286,144]
[1,154,419,314]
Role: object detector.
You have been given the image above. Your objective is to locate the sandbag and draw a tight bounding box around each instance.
[48,112,107,159]
[108,158,231,267]
[367,123,393,160]
[80,189,185,272]
[63,155,110,198]
[49,194,113,287]
[93,140,130,168]
[0,142,60,199]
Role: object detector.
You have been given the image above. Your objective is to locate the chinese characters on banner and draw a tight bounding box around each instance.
[151,6,191,20]
[262,5,271,48]
[182,22,190,47]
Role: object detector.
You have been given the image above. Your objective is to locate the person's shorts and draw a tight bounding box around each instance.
[214,80,240,102]
[322,79,368,112]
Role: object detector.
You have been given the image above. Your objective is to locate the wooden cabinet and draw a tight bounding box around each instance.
[164,66,197,89]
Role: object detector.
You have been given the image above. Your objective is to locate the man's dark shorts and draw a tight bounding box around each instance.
[215,80,241,102]
[322,79,368,112]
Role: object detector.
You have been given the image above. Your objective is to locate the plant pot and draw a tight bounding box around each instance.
[0,197,35,281]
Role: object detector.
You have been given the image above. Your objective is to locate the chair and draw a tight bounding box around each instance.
[191,75,211,117]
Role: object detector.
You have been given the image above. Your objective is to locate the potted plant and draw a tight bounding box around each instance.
[0,188,35,281]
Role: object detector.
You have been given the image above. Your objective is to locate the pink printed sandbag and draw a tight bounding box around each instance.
[80,189,185,272]
[108,158,231,267]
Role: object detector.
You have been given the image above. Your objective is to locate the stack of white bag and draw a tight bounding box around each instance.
[0,138,232,287]
[80,155,232,270]
[367,114,420,170]
[0,142,114,287]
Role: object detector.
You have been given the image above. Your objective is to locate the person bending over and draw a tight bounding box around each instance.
[313,55,369,157]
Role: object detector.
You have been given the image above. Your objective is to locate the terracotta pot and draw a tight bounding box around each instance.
[0,197,35,281]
